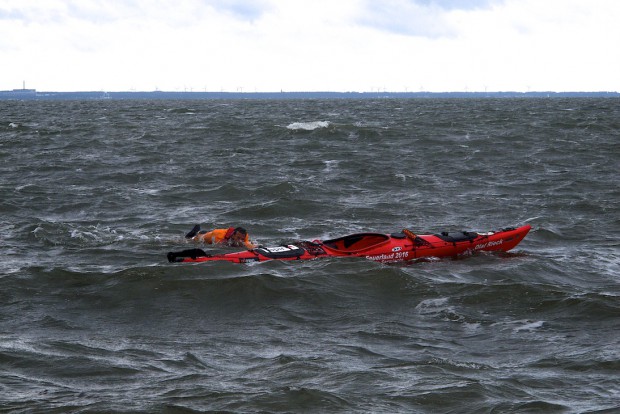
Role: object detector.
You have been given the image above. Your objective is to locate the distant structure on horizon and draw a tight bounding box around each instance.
[1,81,36,97]
[0,85,618,101]
[15,80,35,92]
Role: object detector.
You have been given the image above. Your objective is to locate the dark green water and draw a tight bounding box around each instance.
[1,98,619,412]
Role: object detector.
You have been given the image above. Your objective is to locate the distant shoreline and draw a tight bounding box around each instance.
[1,90,618,100]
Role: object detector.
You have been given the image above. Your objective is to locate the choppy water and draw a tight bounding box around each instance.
[1,98,619,413]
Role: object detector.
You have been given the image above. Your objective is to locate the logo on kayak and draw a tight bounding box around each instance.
[366,251,409,262]
[392,246,402,252]
[474,239,503,250]
[264,245,297,253]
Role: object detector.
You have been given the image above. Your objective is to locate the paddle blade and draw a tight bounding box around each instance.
[167,248,209,262]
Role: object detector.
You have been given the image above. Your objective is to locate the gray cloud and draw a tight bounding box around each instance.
[356,0,503,38]
[413,0,496,9]
[210,0,273,20]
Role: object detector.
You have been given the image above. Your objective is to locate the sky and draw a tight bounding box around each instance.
[1,0,619,92]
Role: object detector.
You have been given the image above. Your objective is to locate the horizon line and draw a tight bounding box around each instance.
[1,89,619,100]
[3,89,619,94]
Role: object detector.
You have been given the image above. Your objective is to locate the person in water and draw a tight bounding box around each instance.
[185,225,256,249]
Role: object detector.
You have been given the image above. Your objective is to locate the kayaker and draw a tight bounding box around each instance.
[185,225,256,249]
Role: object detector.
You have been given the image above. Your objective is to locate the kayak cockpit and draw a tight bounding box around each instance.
[321,233,391,253]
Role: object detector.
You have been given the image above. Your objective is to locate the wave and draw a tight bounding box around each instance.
[2,98,619,413]
[286,121,330,131]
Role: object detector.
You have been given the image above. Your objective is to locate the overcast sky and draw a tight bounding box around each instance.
[1,0,619,92]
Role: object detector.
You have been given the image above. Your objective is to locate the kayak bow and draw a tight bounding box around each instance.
[167,224,531,264]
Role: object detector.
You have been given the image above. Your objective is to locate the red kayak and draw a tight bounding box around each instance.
[167,224,531,264]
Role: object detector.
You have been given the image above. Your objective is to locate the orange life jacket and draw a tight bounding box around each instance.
[201,227,253,248]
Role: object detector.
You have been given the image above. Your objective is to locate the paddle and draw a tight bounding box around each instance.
[402,228,417,241]
[167,248,209,262]
[402,228,431,246]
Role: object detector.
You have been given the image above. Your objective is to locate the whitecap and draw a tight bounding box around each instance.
[415,297,450,313]
[286,121,330,131]
[323,160,339,172]
[513,320,545,332]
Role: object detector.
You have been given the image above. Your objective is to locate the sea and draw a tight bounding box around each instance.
[1,97,618,413]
